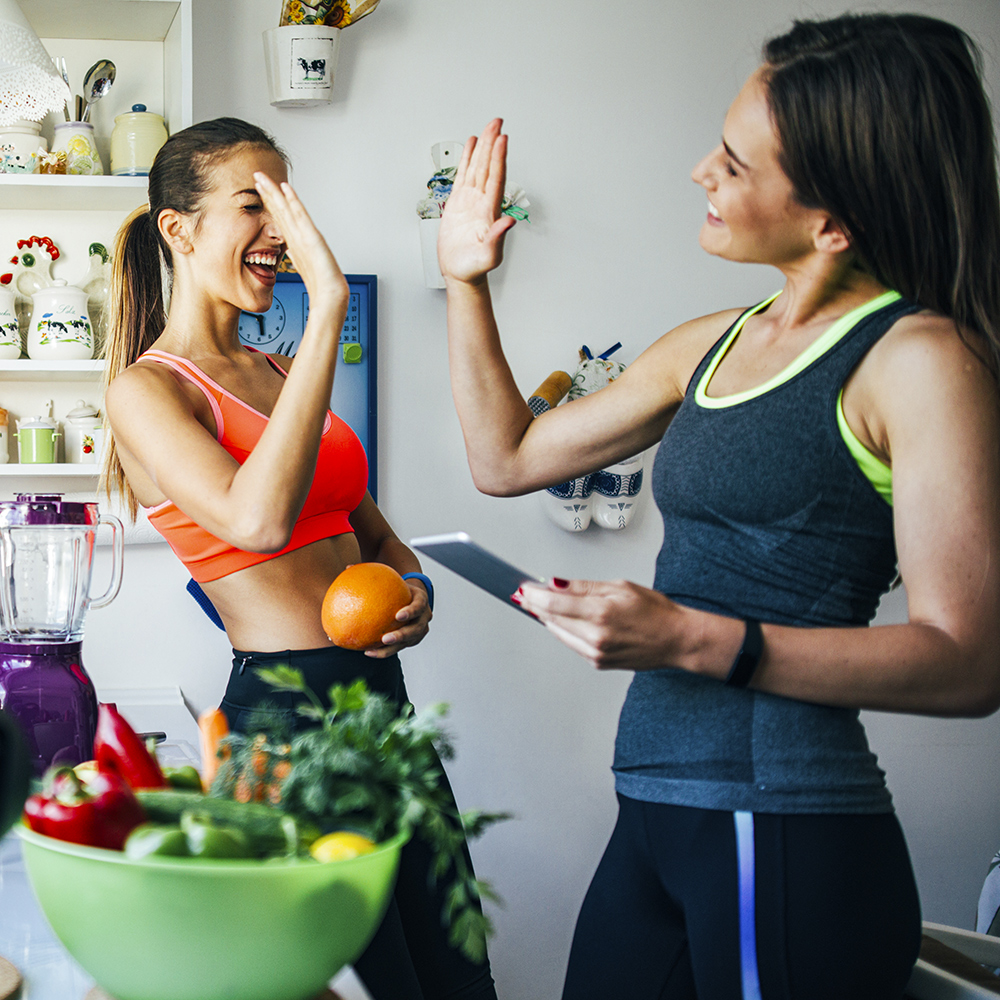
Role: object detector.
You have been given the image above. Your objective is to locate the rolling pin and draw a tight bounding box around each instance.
[527,370,572,416]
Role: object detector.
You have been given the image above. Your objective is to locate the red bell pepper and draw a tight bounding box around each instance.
[22,766,146,850]
[94,702,168,790]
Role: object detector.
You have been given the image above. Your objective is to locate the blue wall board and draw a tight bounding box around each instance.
[238,273,378,501]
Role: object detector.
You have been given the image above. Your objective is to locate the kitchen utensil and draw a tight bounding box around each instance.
[64,400,102,463]
[53,56,71,119]
[0,494,123,641]
[110,103,167,176]
[28,280,95,359]
[0,493,123,774]
[80,59,115,123]
[18,824,408,1000]
[51,120,103,175]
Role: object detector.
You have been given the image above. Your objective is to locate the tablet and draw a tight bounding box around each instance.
[409,532,544,619]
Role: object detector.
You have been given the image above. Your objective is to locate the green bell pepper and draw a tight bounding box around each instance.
[180,811,253,859]
[124,823,191,859]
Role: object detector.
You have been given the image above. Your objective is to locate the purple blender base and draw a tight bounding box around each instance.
[0,641,99,777]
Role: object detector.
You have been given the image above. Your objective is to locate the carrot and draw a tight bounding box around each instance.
[197,707,229,789]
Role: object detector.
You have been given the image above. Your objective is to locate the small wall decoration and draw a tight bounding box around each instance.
[263,0,382,108]
[529,344,646,533]
[417,141,530,288]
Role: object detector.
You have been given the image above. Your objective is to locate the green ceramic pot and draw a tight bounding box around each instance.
[18,824,408,1000]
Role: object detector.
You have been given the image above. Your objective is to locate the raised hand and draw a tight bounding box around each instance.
[437,118,518,284]
[253,171,348,315]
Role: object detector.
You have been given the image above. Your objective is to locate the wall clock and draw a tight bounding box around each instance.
[238,296,285,345]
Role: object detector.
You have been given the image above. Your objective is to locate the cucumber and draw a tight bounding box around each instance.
[134,790,318,855]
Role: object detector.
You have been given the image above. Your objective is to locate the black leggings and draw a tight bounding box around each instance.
[563,793,921,1000]
[221,646,497,1000]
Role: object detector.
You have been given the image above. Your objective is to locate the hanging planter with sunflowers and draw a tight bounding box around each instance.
[263,0,382,108]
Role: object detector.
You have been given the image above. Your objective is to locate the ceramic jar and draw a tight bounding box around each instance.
[110,104,167,176]
[51,121,103,176]
[28,281,94,361]
[0,286,20,359]
[15,413,60,463]
[0,120,45,174]
[64,400,103,464]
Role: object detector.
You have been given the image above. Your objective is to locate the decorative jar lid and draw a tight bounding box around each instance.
[66,399,99,421]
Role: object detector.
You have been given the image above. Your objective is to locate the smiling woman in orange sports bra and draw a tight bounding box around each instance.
[102,118,497,1000]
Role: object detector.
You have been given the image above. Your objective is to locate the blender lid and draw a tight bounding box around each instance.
[0,493,99,526]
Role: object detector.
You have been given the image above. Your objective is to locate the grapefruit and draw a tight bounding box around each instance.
[322,562,411,650]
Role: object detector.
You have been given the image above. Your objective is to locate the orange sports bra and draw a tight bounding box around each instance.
[140,348,369,583]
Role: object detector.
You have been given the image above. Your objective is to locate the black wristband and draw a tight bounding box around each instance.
[724,619,763,688]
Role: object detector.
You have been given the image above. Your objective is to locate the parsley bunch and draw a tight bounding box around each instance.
[213,668,509,963]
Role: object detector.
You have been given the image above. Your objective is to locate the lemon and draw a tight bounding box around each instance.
[310,830,377,862]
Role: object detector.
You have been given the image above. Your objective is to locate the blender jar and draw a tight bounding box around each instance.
[0,493,122,641]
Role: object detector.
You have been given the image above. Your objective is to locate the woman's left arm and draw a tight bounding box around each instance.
[348,493,432,656]
[516,316,1000,718]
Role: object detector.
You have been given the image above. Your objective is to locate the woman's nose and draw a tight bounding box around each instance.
[691,146,721,187]
[262,212,284,242]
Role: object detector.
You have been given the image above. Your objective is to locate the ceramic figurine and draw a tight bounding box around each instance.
[0,235,60,338]
[79,243,111,352]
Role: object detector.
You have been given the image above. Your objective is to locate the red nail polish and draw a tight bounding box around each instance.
[553,578,569,589]
[511,592,522,604]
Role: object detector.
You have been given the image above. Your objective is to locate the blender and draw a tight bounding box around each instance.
[0,494,123,775]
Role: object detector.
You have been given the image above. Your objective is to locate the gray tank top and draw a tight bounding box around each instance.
[613,291,919,814]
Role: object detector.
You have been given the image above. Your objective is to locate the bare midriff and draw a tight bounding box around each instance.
[199,532,361,651]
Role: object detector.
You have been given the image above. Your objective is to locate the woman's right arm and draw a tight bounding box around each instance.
[439,119,723,496]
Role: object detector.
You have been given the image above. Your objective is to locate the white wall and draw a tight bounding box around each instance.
[77,1,1000,997]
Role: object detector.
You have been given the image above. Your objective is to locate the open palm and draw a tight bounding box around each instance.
[437,119,517,284]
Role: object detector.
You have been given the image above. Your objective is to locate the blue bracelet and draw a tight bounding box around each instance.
[402,572,434,611]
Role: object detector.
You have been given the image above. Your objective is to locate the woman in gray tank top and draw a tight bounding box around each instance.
[439,13,1000,1000]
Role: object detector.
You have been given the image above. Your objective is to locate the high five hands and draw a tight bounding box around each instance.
[437,118,518,284]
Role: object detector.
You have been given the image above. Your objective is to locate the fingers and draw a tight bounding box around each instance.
[454,135,477,187]
[368,617,430,656]
[484,133,508,213]
[464,119,505,193]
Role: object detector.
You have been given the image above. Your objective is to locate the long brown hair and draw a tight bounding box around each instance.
[762,13,1000,377]
[102,118,286,517]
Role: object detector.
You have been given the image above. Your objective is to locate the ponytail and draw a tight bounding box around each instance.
[102,206,168,518]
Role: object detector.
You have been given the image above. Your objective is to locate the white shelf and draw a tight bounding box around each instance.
[0,174,148,212]
[0,360,105,381]
[0,464,99,476]
[19,0,181,42]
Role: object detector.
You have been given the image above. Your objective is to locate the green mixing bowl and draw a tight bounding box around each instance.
[18,823,407,1000]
